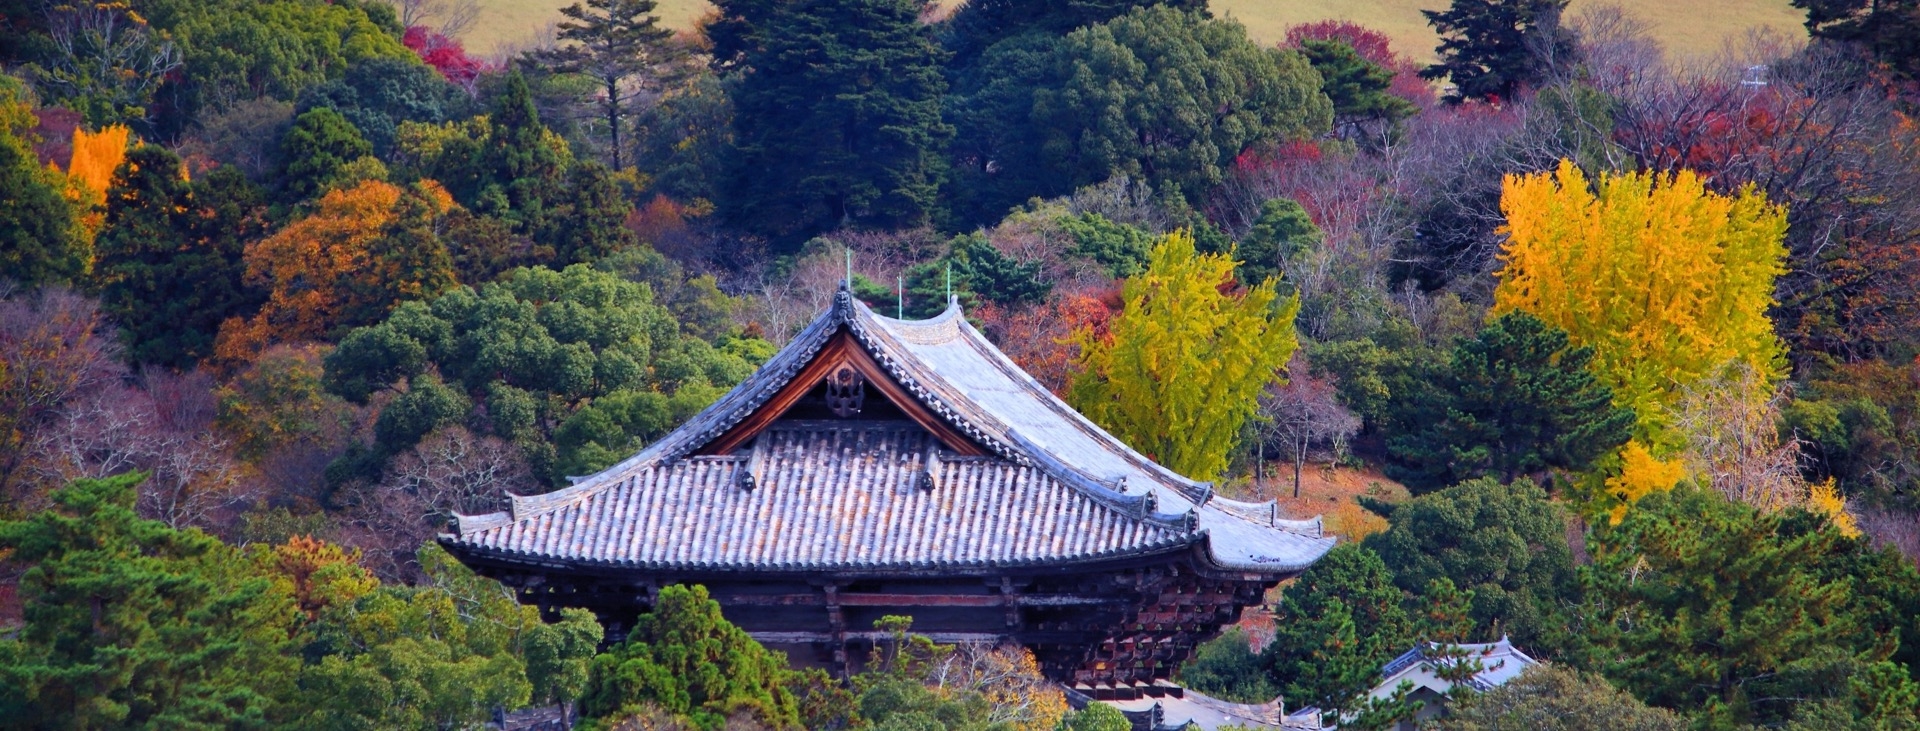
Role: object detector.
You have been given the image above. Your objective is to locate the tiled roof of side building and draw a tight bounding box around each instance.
[444,289,1335,574]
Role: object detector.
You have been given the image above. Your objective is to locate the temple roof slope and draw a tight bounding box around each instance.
[444,289,1333,574]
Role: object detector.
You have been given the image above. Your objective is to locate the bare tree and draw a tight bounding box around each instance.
[341,425,536,580]
[1674,362,1809,513]
[33,0,182,122]
[1857,506,1920,564]
[0,286,123,505]
[388,0,482,38]
[383,425,535,516]
[1258,353,1360,498]
[30,369,248,530]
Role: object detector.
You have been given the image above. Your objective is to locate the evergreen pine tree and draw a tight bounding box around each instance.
[1385,312,1635,490]
[713,0,953,244]
[535,0,681,170]
[96,146,263,368]
[0,473,302,728]
[1420,0,1571,103]
[545,160,638,266]
[480,70,569,230]
[1299,38,1419,140]
[1795,0,1920,80]
[580,584,803,728]
[1262,543,1417,717]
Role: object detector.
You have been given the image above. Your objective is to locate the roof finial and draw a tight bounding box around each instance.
[845,247,853,289]
[897,274,904,319]
[945,262,953,304]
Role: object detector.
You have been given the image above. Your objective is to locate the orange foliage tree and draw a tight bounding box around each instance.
[59,124,130,246]
[976,284,1119,396]
[65,124,130,202]
[215,179,458,367]
[249,535,378,621]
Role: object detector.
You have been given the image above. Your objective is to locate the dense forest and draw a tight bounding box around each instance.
[4,0,1920,728]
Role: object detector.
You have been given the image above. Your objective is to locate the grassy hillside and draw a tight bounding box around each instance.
[463,0,1807,62]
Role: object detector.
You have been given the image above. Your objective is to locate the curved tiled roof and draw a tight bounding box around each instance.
[444,289,1335,574]
[452,423,1192,571]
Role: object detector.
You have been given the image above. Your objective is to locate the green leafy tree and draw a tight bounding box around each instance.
[1064,702,1132,731]
[323,264,760,485]
[947,8,1332,225]
[1236,198,1323,287]
[95,146,267,368]
[372,374,472,455]
[1061,211,1155,278]
[527,607,605,711]
[1068,230,1300,479]
[292,544,593,730]
[1439,665,1686,731]
[711,0,953,242]
[1586,486,1906,727]
[0,77,83,286]
[1385,313,1635,490]
[554,386,722,477]
[1299,38,1418,142]
[534,0,681,171]
[1261,543,1416,718]
[1364,477,1585,658]
[278,107,376,204]
[1177,628,1280,703]
[1421,0,1571,103]
[138,0,413,138]
[580,584,803,729]
[0,472,302,729]
[940,0,1209,64]
[298,56,468,156]
[1045,8,1328,206]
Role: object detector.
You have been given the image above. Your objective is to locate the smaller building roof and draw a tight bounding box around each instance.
[1369,637,1539,701]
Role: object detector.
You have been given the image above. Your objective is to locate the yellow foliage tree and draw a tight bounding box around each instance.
[66,124,131,202]
[1067,231,1301,480]
[1493,159,1789,447]
[62,124,131,244]
[1604,441,1686,523]
[214,179,457,368]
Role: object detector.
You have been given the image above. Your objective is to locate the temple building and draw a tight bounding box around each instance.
[440,287,1334,700]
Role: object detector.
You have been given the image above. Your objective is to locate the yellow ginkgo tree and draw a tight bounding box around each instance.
[1495,159,1789,446]
[1068,230,1300,481]
[1495,160,1805,519]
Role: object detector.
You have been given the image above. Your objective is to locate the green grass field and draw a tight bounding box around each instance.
[463,0,1808,63]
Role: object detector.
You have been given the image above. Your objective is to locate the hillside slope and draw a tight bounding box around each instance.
[464,0,1807,62]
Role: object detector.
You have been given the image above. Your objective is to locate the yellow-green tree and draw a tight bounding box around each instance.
[1493,160,1788,447]
[1068,231,1300,480]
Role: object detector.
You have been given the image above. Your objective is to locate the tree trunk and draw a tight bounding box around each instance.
[1256,436,1264,483]
[606,75,623,171]
[1293,434,1306,499]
